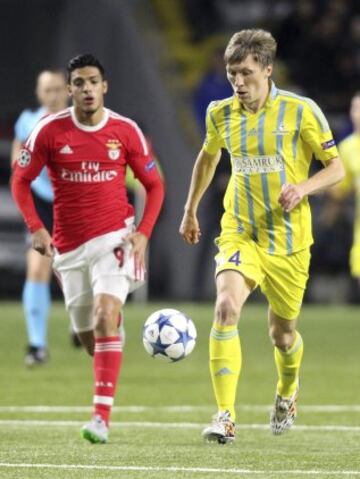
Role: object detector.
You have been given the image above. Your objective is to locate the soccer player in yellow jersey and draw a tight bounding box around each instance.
[335,93,360,283]
[179,29,344,443]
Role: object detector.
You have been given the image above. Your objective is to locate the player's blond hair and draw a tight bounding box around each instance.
[224,29,277,68]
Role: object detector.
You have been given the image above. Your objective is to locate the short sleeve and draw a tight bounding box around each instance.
[126,122,162,184]
[202,103,223,155]
[300,100,338,162]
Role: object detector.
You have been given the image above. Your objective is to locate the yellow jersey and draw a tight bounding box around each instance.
[203,82,338,255]
[337,133,360,244]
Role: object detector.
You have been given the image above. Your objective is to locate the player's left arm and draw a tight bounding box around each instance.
[279,101,345,213]
[279,157,344,212]
[125,124,165,274]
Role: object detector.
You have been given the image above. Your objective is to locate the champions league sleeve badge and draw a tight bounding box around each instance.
[18,149,32,168]
[106,139,121,160]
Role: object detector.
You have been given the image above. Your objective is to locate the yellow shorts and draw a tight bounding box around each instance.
[215,234,311,320]
[350,243,360,277]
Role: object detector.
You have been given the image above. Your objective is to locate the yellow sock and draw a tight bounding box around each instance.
[209,324,241,420]
[274,331,303,398]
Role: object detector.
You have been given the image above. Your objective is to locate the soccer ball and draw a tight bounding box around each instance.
[142,309,197,362]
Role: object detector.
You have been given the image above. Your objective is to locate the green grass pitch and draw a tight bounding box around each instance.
[0,301,359,478]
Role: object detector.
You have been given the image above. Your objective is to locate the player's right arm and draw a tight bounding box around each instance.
[179,148,221,244]
[11,124,53,256]
[180,101,223,245]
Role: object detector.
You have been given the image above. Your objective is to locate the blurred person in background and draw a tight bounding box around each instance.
[332,92,360,287]
[11,70,69,366]
[180,28,344,444]
[11,54,164,444]
[193,49,233,136]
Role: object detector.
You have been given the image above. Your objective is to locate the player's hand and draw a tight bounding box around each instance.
[31,228,53,257]
[126,231,148,281]
[278,183,305,212]
[179,211,201,245]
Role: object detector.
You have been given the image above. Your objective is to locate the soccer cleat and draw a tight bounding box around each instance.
[24,345,49,367]
[270,388,298,435]
[202,410,235,444]
[81,415,109,444]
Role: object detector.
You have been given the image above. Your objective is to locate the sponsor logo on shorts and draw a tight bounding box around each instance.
[232,155,285,175]
[321,139,335,150]
[18,149,31,168]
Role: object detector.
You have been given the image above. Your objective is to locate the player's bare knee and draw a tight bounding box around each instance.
[94,306,113,334]
[94,301,120,336]
[215,294,241,326]
[269,326,294,350]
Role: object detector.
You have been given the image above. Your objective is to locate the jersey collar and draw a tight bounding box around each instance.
[70,106,109,132]
[231,80,278,112]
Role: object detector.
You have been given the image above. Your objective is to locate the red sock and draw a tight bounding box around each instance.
[93,336,123,426]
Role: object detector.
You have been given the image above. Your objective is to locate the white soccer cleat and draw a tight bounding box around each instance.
[202,410,235,444]
[270,388,298,435]
[81,415,109,444]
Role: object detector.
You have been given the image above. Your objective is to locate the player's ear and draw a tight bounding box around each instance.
[103,80,108,94]
[67,84,73,98]
[266,64,273,78]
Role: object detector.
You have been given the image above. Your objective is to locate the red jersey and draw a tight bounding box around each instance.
[11,107,164,253]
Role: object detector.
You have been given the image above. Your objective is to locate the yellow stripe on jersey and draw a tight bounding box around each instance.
[203,82,338,255]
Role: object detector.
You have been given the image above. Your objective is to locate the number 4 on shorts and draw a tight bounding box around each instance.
[228,250,241,266]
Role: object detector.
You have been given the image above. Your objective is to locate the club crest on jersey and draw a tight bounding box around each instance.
[106,139,121,160]
[271,122,290,136]
[18,149,31,168]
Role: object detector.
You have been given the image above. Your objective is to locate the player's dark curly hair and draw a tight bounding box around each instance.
[67,54,105,83]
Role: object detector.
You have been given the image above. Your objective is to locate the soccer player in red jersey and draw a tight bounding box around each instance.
[11,54,165,443]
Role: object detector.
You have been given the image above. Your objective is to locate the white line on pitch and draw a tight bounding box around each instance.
[1,405,360,413]
[0,463,359,476]
[0,420,359,432]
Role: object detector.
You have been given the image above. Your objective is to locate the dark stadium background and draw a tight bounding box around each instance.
[0,2,359,477]
[0,0,359,303]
